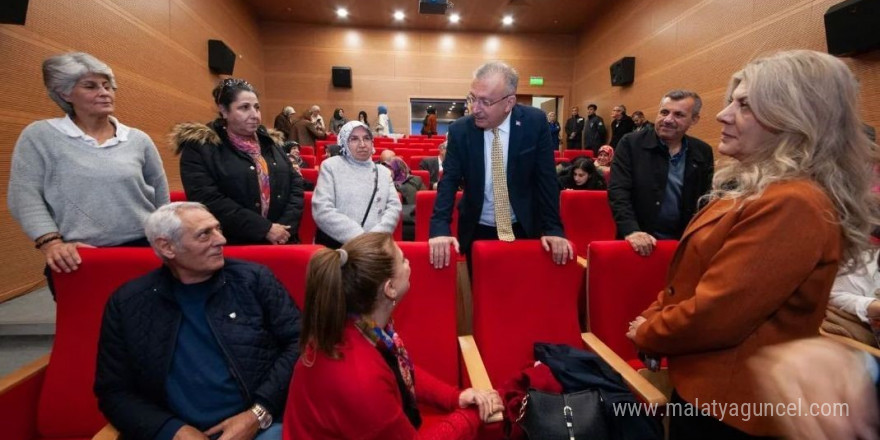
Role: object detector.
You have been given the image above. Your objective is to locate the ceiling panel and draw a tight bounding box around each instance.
[244,0,601,34]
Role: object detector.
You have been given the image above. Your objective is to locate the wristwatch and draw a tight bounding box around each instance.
[250,403,273,430]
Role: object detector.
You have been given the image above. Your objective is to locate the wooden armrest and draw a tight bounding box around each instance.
[457,335,503,423]
[820,328,880,358]
[576,256,588,269]
[580,332,667,406]
[92,423,120,440]
[0,353,49,395]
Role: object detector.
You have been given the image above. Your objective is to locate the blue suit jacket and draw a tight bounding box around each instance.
[429,104,564,253]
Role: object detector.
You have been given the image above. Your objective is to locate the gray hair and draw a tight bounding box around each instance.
[42,52,117,115]
[662,90,702,117]
[309,105,321,115]
[283,106,295,116]
[473,61,519,95]
[144,202,209,256]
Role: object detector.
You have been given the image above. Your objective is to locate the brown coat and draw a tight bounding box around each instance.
[634,179,842,436]
[290,116,326,146]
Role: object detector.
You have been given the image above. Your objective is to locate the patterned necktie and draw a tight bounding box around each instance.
[491,128,515,241]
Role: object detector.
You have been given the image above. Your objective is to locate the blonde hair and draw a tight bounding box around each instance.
[709,50,878,269]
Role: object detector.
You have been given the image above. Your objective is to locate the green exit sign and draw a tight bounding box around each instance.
[529,76,544,86]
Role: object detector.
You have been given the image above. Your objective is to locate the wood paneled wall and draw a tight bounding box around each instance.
[0,0,264,300]
[570,0,880,148]
[260,23,576,133]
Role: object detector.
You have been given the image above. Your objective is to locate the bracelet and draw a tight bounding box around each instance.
[35,234,63,249]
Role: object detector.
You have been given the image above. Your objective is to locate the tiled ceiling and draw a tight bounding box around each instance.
[244,0,602,34]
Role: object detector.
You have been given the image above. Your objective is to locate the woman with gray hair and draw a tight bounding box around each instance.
[312,120,401,248]
[7,52,168,292]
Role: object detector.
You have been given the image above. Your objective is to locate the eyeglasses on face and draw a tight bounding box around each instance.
[466,93,514,109]
[347,135,373,145]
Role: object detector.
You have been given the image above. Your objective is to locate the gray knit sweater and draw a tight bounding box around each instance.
[7,119,170,246]
[312,155,402,243]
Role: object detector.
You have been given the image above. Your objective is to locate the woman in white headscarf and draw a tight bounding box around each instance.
[312,121,401,248]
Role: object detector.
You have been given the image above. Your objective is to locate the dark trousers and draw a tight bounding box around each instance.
[464,222,528,277]
[669,390,778,440]
[44,237,151,300]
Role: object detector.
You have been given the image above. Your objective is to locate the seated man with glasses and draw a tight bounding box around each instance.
[428,60,573,269]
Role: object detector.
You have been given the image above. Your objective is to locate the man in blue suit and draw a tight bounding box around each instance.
[428,61,573,268]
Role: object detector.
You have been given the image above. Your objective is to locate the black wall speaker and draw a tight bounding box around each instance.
[0,0,29,25]
[610,57,635,86]
[825,0,880,56]
[332,66,352,88]
[208,40,236,75]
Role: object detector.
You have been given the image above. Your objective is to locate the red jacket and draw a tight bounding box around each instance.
[283,323,480,439]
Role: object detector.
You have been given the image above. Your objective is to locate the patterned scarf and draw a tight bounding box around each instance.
[352,315,416,403]
[228,131,271,217]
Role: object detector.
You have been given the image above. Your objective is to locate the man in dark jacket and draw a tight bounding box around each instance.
[564,106,586,149]
[609,104,636,148]
[582,103,607,155]
[94,202,301,440]
[608,90,714,257]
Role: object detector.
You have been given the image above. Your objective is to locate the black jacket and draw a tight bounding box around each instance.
[610,115,635,148]
[582,114,607,153]
[608,129,714,239]
[94,260,301,440]
[175,120,304,244]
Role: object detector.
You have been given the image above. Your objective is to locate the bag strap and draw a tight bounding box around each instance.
[360,164,379,227]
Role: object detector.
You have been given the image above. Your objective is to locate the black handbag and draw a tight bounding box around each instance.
[518,388,611,440]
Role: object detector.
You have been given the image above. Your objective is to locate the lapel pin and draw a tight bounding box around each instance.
[229,312,237,319]
[515,121,521,126]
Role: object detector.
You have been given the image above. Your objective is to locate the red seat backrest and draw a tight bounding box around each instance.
[414,191,462,241]
[300,155,316,168]
[563,150,594,160]
[410,170,430,189]
[587,240,678,362]
[470,240,585,385]
[393,242,459,386]
[408,155,430,171]
[43,248,161,438]
[300,191,316,244]
[170,190,187,202]
[300,168,318,187]
[409,142,433,151]
[299,146,315,156]
[225,245,323,309]
[559,190,617,258]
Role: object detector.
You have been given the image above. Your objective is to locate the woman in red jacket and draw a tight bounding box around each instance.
[284,233,502,439]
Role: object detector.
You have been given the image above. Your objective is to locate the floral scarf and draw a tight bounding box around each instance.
[228,131,271,217]
[352,315,416,403]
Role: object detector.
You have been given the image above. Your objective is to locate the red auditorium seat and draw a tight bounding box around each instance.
[169,190,187,202]
[408,142,433,151]
[225,245,323,309]
[586,240,678,369]
[299,145,315,156]
[407,155,430,171]
[299,168,318,187]
[300,191,316,244]
[460,240,666,412]
[414,191,463,241]
[299,154,316,168]
[410,170,430,189]
[559,190,617,258]
[563,149,594,160]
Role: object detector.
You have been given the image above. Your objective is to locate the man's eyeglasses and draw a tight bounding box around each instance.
[466,93,514,109]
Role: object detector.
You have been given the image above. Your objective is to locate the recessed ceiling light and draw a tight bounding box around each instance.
[449,13,461,24]
[393,11,405,21]
[502,15,514,26]
[336,8,348,18]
